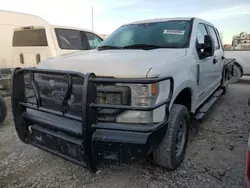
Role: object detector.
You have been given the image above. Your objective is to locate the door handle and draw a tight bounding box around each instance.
[213,58,218,64]
[19,53,24,64]
[36,53,41,64]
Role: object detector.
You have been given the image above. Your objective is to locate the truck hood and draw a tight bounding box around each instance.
[38,49,187,77]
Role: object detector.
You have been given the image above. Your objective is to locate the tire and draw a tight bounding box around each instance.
[0,79,10,90]
[153,104,189,170]
[228,65,242,84]
[0,95,7,125]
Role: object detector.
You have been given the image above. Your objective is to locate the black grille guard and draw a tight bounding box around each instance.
[11,67,174,172]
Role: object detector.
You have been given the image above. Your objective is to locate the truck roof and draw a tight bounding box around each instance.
[124,17,214,26]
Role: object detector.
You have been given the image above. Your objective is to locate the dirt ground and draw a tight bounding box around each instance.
[1,78,250,188]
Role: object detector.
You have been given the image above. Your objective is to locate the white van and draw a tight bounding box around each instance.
[0,10,49,74]
[12,25,103,67]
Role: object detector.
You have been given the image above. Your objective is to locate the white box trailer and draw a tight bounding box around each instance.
[0,10,48,121]
[0,10,49,73]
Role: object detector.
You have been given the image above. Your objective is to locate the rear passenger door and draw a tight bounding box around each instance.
[206,25,224,88]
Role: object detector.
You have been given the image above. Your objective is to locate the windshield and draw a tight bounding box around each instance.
[98,20,191,49]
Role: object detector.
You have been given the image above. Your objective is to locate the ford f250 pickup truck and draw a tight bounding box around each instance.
[11,17,234,172]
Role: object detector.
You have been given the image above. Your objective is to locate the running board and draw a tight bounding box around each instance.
[194,88,223,120]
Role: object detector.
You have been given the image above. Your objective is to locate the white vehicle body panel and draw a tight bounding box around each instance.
[38,49,187,77]
[224,51,250,74]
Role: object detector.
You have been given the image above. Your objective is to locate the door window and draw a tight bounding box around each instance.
[207,26,220,50]
[85,32,103,49]
[55,28,89,50]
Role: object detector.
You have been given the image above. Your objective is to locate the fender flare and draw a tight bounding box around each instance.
[169,80,196,113]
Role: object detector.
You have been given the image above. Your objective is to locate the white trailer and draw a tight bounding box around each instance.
[0,10,49,73]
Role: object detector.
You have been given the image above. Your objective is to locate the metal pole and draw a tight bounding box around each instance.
[91,7,94,31]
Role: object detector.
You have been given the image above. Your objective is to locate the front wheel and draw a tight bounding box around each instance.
[153,104,189,170]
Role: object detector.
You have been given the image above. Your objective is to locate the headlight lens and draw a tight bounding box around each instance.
[97,93,121,105]
[116,83,158,124]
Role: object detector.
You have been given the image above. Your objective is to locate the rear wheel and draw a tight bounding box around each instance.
[229,65,242,84]
[153,104,189,170]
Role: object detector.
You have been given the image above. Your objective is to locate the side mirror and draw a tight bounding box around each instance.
[197,35,215,59]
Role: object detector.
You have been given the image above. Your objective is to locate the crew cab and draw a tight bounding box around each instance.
[11,17,234,172]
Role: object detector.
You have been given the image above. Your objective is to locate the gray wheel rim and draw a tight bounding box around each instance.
[175,119,187,157]
[231,68,238,80]
[230,67,240,82]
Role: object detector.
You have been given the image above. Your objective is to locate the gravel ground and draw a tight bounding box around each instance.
[1,79,250,188]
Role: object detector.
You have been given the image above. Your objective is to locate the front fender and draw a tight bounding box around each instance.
[149,57,197,122]
[170,78,197,113]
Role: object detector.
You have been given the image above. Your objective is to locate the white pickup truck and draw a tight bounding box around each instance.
[224,50,250,83]
[11,17,234,172]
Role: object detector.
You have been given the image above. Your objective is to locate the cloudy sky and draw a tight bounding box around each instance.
[1,0,250,44]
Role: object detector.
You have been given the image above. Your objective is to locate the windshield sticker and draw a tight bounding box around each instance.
[163,30,185,35]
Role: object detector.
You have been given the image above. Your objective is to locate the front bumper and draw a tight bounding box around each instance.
[11,67,173,172]
[92,121,168,166]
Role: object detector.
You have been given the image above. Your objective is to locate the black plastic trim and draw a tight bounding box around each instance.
[92,119,168,133]
[23,109,82,137]
[90,76,173,84]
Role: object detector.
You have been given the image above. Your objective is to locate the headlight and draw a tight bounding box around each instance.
[97,93,121,105]
[116,83,158,124]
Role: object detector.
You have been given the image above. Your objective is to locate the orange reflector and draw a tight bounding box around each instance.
[151,83,158,95]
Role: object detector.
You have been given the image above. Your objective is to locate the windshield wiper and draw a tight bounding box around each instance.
[123,44,164,50]
[97,44,180,51]
[97,45,122,50]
